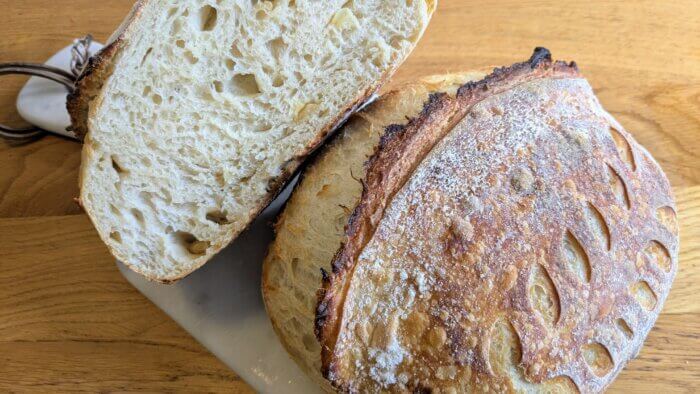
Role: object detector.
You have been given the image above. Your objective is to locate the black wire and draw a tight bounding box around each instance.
[0,63,77,140]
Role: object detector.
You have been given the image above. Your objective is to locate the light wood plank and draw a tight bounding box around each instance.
[0,215,252,392]
[0,0,698,391]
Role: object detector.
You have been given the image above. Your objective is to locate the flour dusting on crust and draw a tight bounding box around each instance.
[317,50,678,393]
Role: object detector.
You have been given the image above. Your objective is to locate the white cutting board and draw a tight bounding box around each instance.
[16,43,320,393]
[118,182,320,393]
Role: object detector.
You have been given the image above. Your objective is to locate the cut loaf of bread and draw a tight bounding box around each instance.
[68,0,435,282]
[265,49,679,392]
[262,71,487,388]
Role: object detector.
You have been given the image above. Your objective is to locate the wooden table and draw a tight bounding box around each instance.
[1,0,698,391]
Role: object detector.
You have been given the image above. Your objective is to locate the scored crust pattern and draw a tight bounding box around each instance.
[316,50,679,392]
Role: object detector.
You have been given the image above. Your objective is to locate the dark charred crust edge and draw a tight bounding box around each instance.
[66,41,122,141]
[315,48,582,389]
[66,0,147,141]
[261,88,418,391]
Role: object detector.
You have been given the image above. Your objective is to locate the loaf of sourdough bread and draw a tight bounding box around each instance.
[68,0,435,282]
[265,49,679,392]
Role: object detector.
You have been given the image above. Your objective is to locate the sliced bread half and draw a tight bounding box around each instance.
[68,0,435,282]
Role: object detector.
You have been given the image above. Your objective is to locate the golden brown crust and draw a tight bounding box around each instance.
[316,48,678,392]
[316,47,578,363]
[261,72,488,390]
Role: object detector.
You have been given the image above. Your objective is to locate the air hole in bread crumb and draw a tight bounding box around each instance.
[631,280,657,310]
[152,94,163,105]
[206,210,230,225]
[267,37,286,58]
[231,43,243,57]
[272,75,285,87]
[111,156,126,174]
[583,202,610,251]
[303,53,313,63]
[562,231,591,283]
[142,86,152,97]
[616,318,633,339]
[606,164,630,209]
[582,343,614,377]
[176,39,185,48]
[130,208,144,224]
[185,51,199,65]
[330,8,359,31]
[225,58,236,70]
[370,40,391,68]
[214,171,225,187]
[643,240,672,273]
[256,9,267,20]
[197,5,218,31]
[609,127,636,171]
[389,35,407,50]
[262,64,274,76]
[656,206,678,235]
[213,81,224,93]
[294,102,318,121]
[230,73,261,96]
[174,231,211,255]
[140,48,153,66]
[255,122,273,132]
[529,264,560,326]
[109,231,122,243]
[293,71,306,86]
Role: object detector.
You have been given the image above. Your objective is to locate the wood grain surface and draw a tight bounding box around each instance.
[1,0,698,392]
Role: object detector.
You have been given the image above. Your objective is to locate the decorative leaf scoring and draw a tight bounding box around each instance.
[643,241,672,273]
[563,231,592,283]
[582,343,614,377]
[609,127,636,171]
[583,202,611,251]
[529,264,561,326]
[655,206,678,236]
[489,319,523,377]
[630,281,657,311]
[607,164,630,209]
[488,319,578,391]
[615,318,634,339]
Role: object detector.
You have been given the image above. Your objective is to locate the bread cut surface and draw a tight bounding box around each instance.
[262,71,487,387]
[311,49,679,392]
[70,0,435,282]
